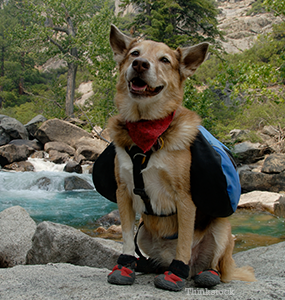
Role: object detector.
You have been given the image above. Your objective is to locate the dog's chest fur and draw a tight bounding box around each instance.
[109,106,201,216]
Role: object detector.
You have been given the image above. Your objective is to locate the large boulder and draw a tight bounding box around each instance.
[44,141,75,156]
[35,118,92,148]
[24,114,47,138]
[26,221,122,270]
[9,139,43,151]
[48,150,70,164]
[0,206,36,267]
[64,176,93,190]
[3,161,34,172]
[261,153,285,174]
[233,141,272,164]
[240,153,285,193]
[238,191,283,214]
[63,161,82,174]
[240,169,285,193]
[0,144,34,167]
[0,115,29,146]
[74,137,108,162]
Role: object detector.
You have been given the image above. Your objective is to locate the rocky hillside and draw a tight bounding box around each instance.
[217,0,282,53]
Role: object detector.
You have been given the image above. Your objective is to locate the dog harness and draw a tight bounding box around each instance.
[125,143,177,217]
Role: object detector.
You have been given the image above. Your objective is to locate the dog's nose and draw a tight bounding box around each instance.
[132,58,150,73]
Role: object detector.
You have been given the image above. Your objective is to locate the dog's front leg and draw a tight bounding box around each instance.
[154,192,196,291]
[117,183,136,256]
[108,182,137,285]
[175,194,196,264]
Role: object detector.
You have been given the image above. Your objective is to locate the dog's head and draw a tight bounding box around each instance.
[110,25,209,122]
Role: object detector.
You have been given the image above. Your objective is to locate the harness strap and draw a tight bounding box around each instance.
[125,145,177,217]
[125,145,154,215]
[135,222,178,259]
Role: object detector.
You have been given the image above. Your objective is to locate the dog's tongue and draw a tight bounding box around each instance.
[131,82,147,91]
[126,112,175,153]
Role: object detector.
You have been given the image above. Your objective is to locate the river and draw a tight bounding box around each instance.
[0,158,284,253]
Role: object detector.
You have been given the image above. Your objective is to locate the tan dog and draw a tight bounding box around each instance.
[107,24,256,291]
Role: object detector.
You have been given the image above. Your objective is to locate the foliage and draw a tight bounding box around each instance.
[246,0,266,16]
[119,0,223,49]
[82,1,118,128]
[0,0,117,127]
[263,0,285,16]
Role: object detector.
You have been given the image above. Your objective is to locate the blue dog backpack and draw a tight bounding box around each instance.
[92,126,241,218]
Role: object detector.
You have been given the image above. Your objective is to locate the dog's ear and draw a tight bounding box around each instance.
[110,24,135,64]
[178,43,209,78]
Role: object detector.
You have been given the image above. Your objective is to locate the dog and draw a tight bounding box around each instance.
[106,24,256,291]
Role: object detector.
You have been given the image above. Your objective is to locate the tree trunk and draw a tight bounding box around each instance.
[65,52,77,116]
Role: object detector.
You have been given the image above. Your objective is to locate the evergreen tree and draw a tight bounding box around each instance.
[120,0,222,49]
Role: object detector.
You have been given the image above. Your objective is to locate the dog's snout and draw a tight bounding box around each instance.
[132,58,150,73]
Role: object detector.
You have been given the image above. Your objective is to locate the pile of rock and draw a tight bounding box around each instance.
[229,126,285,196]
[0,114,109,173]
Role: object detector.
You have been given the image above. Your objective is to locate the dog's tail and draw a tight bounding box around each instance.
[231,265,257,282]
[218,251,257,282]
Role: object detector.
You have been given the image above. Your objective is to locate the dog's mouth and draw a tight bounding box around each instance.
[129,77,163,97]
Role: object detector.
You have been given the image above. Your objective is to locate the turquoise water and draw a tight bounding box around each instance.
[0,170,117,227]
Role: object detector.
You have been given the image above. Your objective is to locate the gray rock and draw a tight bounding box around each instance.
[34,177,52,191]
[0,115,29,145]
[24,114,47,138]
[1,242,285,299]
[261,153,285,174]
[44,141,75,156]
[3,161,34,172]
[95,210,121,227]
[63,161,82,174]
[233,141,272,164]
[26,221,122,270]
[9,139,43,151]
[48,149,70,164]
[240,169,285,193]
[30,150,47,159]
[0,206,36,267]
[35,118,92,148]
[262,125,279,137]
[229,129,250,141]
[64,176,93,190]
[74,137,108,162]
[0,144,34,167]
[238,191,282,213]
[0,127,10,145]
[274,196,285,218]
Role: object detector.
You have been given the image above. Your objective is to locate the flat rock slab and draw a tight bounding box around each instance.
[1,242,285,300]
[238,191,283,213]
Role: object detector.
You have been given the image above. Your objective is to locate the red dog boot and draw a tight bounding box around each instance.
[107,254,137,285]
[154,259,189,292]
[194,269,220,288]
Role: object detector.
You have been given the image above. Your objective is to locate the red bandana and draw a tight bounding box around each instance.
[126,112,175,153]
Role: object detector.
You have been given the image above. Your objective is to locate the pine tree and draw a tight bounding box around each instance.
[120,0,223,49]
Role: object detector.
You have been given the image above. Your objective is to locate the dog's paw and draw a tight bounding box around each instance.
[107,264,136,285]
[154,271,186,292]
[193,269,220,288]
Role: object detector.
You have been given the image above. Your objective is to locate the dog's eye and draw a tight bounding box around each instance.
[160,57,170,64]
[131,50,140,57]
